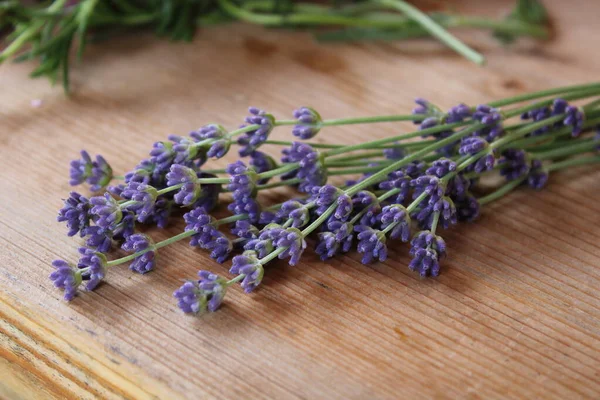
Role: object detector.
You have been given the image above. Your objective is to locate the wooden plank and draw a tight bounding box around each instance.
[1,0,600,398]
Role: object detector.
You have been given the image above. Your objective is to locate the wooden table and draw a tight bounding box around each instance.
[2,1,600,398]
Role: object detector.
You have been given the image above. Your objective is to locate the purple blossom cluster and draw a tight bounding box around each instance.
[281,142,327,193]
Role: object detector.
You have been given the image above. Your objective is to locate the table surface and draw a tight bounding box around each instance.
[2,1,600,399]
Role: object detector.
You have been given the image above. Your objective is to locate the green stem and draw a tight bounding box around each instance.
[478,176,527,205]
[375,0,485,65]
[546,155,600,172]
[534,140,598,161]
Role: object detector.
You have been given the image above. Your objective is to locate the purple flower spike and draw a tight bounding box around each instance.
[470,153,496,174]
[276,228,307,266]
[84,226,113,253]
[69,150,113,191]
[315,232,339,260]
[500,149,529,181]
[521,106,552,136]
[278,201,310,228]
[563,105,585,137]
[198,271,227,312]
[250,151,277,184]
[184,207,219,247]
[227,162,262,221]
[314,184,342,209]
[169,135,202,165]
[379,170,411,204]
[69,150,93,186]
[205,235,233,263]
[238,107,274,156]
[173,272,228,314]
[426,158,456,178]
[446,103,472,122]
[409,231,446,277]
[166,164,202,206]
[191,124,227,141]
[411,175,444,202]
[77,247,108,291]
[292,107,322,139]
[455,194,480,222]
[335,194,353,220]
[230,252,265,293]
[527,160,548,190]
[316,219,354,260]
[174,281,203,313]
[281,142,327,193]
[207,139,231,159]
[472,104,503,142]
[90,193,122,230]
[383,143,406,160]
[50,260,82,301]
[122,234,156,274]
[57,192,92,237]
[232,220,260,240]
[121,182,158,222]
[378,205,411,242]
[459,137,488,155]
[149,141,177,173]
[355,226,387,264]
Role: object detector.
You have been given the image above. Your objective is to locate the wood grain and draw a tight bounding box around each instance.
[2,0,600,398]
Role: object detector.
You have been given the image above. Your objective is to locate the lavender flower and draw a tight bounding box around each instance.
[278,200,310,228]
[472,104,503,141]
[413,196,457,230]
[335,194,353,220]
[149,141,177,174]
[383,143,406,160]
[77,247,108,291]
[521,106,552,136]
[90,193,122,230]
[527,160,548,190]
[315,232,340,260]
[459,136,488,155]
[169,135,202,165]
[411,175,445,203]
[69,150,113,191]
[49,260,82,301]
[455,194,480,222]
[314,184,343,214]
[173,271,228,313]
[230,251,265,293]
[124,159,155,186]
[166,164,201,206]
[232,220,260,240]
[120,182,158,222]
[564,105,585,137]
[57,192,91,237]
[244,225,281,258]
[227,160,257,195]
[378,205,411,241]
[316,219,354,260]
[191,124,227,141]
[355,226,387,264]
[281,142,327,193]
[500,149,529,180]
[121,234,156,274]
[84,226,113,253]
[238,107,274,156]
[184,207,220,247]
[152,198,174,228]
[275,227,307,266]
[379,170,411,204]
[426,158,456,178]
[409,231,446,277]
[411,98,442,119]
[292,107,322,139]
[250,151,277,184]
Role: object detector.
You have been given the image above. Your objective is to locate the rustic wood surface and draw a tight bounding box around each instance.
[2,0,600,398]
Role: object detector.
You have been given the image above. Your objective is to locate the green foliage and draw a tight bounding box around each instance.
[493,0,548,44]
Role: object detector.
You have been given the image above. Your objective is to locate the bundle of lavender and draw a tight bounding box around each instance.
[51,82,600,314]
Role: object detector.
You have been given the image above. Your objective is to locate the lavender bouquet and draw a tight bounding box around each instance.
[51,82,600,315]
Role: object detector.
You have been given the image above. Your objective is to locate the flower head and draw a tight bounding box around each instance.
[226,162,261,222]
[409,231,446,277]
[238,107,274,156]
[69,150,113,191]
[191,172,221,213]
[292,107,322,139]
[500,149,529,181]
[149,141,177,174]
[355,226,387,264]
[90,193,122,230]
[426,158,456,178]
[84,226,113,253]
[278,200,310,228]
[275,227,307,266]
[77,247,108,291]
[166,164,202,206]
[455,194,480,222]
[281,142,327,193]
[472,104,503,141]
[521,106,552,136]
[49,260,82,301]
[230,252,265,293]
[378,204,411,242]
[57,192,92,237]
[121,182,158,222]
[244,224,282,258]
[383,143,406,160]
[121,234,156,274]
[379,169,411,204]
[173,271,228,313]
[527,159,548,190]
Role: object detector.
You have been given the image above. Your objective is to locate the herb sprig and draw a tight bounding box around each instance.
[1,0,549,91]
[51,82,600,315]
